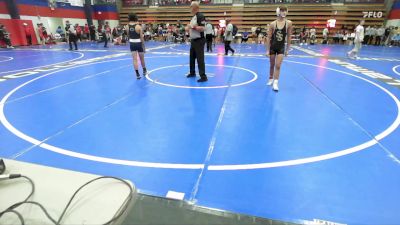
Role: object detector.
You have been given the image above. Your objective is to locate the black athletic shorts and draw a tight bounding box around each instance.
[130,43,144,52]
[269,46,285,55]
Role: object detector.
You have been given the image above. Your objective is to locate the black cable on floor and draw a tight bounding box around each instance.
[57,176,134,225]
[0,209,25,225]
[0,175,134,225]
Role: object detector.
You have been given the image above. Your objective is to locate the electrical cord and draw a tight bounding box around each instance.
[0,159,5,174]
[0,175,134,225]
[21,175,34,202]
[57,176,134,225]
[1,209,25,225]
[5,201,58,224]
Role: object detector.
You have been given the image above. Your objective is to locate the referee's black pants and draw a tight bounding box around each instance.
[190,38,206,78]
[69,35,78,50]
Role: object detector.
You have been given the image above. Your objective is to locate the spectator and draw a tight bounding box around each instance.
[251,25,257,37]
[322,27,329,44]
[97,24,103,34]
[213,25,218,45]
[122,25,128,44]
[37,24,45,45]
[89,25,96,41]
[218,26,224,43]
[369,26,376,45]
[54,26,63,41]
[333,31,340,44]
[343,30,350,45]
[300,26,307,45]
[56,26,64,36]
[304,28,310,45]
[105,22,112,46]
[310,26,316,45]
[386,26,395,46]
[257,32,264,44]
[75,24,82,42]
[364,26,371,45]
[42,25,48,44]
[376,26,384,46]
[23,23,32,46]
[347,20,365,59]
[390,27,399,46]
[0,24,14,48]
[112,26,118,39]
[84,23,89,40]
[65,21,71,43]
[205,21,213,52]
[241,29,249,43]
[224,19,235,55]
[384,26,391,46]
[255,25,262,38]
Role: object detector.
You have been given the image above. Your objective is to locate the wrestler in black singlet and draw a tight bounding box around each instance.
[129,23,143,52]
[270,21,287,55]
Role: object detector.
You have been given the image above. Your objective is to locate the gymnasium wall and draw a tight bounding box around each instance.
[387,0,400,26]
[388,0,400,19]
[0,0,10,19]
[0,18,37,46]
[0,15,12,19]
[0,0,120,45]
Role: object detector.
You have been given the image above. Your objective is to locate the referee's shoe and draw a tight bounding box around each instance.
[197,76,208,82]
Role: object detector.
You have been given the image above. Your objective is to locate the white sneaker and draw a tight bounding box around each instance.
[267,79,274,86]
[273,80,279,91]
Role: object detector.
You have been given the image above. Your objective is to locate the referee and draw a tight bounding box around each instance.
[186,1,207,82]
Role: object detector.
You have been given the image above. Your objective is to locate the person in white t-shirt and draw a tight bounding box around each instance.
[68,24,78,50]
[213,26,218,45]
[251,26,257,36]
[205,22,213,52]
[310,26,316,45]
[368,26,377,45]
[347,20,364,59]
[375,26,385,46]
[322,27,329,44]
[224,19,235,56]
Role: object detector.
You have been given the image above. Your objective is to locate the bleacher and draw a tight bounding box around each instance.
[120,2,385,39]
